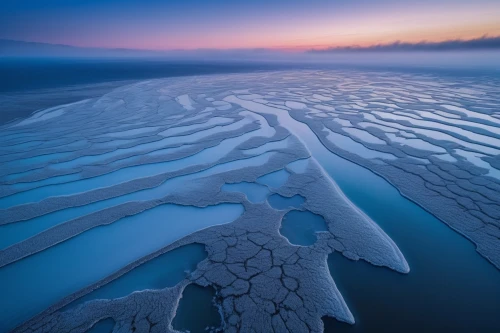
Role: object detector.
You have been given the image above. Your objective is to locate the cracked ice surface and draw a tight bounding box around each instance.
[0,69,498,332]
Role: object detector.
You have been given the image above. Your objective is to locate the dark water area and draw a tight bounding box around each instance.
[63,243,207,311]
[172,284,221,333]
[0,58,297,125]
[279,210,327,246]
[86,318,115,333]
[321,152,500,333]
[2,56,498,95]
[0,58,297,93]
[1,55,499,125]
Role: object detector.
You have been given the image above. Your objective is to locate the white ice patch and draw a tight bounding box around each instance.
[158,117,234,137]
[433,154,457,163]
[312,94,333,101]
[243,138,289,155]
[237,94,264,100]
[334,118,353,127]
[213,101,232,110]
[315,105,335,112]
[359,121,399,133]
[343,128,385,145]
[285,101,307,109]
[240,110,276,138]
[454,149,500,180]
[364,113,499,156]
[325,128,396,160]
[372,111,500,149]
[386,133,446,153]
[442,104,500,125]
[176,94,196,111]
[13,105,67,127]
[434,111,461,119]
[370,102,400,109]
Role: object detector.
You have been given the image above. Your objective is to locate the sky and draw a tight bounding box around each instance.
[1,0,500,51]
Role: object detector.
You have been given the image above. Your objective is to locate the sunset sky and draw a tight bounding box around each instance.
[1,0,500,51]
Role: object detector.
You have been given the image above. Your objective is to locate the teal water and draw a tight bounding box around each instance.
[279,210,328,246]
[64,243,207,311]
[86,318,115,333]
[172,284,221,333]
[0,204,242,332]
[267,193,305,210]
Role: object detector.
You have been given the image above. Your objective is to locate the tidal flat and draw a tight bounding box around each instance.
[0,69,499,333]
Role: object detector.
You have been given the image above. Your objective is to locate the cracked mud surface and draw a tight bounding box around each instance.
[1,70,499,332]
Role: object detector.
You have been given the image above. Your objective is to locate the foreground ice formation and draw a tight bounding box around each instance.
[0,69,499,332]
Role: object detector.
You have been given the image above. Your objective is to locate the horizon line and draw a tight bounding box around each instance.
[2,35,500,55]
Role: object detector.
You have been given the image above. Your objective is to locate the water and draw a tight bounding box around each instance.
[0,203,243,332]
[64,243,207,311]
[229,97,500,331]
[256,169,290,188]
[86,318,115,333]
[3,64,500,331]
[222,182,270,203]
[279,210,328,246]
[0,153,271,250]
[286,158,310,173]
[0,59,297,125]
[322,161,500,332]
[172,284,221,333]
[295,118,500,332]
[0,130,271,209]
[267,193,305,210]
[286,122,500,331]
